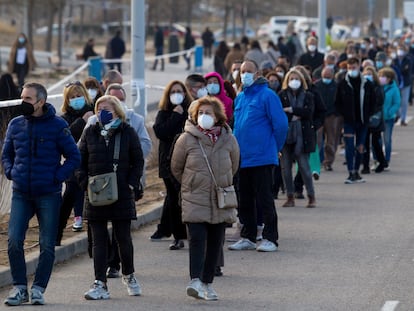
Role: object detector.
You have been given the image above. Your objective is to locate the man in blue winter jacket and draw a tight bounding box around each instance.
[1,82,80,306]
[229,60,288,252]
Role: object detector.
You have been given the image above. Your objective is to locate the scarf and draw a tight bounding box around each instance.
[197,125,222,143]
[100,118,122,145]
[287,89,305,156]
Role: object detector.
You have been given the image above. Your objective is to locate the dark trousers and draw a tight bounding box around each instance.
[239,165,278,244]
[363,130,387,169]
[187,222,226,284]
[15,63,26,87]
[156,177,187,240]
[89,219,134,282]
[56,181,84,245]
[152,46,164,70]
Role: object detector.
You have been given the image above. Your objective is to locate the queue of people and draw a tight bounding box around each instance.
[0,30,411,305]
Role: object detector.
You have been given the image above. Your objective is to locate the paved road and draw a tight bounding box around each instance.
[0,113,413,310]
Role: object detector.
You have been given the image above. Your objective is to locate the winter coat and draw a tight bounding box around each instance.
[314,79,338,117]
[392,55,412,87]
[170,120,239,224]
[7,41,37,75]
[233,77,288,168]
[335,74,377,125]
[224,49,244,73]
[244,48,268,69]
[279,88,316,153]
[204,71,234,122]
[1,103,80,197]
[153,109,188,178]
[61,105,94,142]
[76,122,144,221]
[297,50,325,72]
[382,80,401,121]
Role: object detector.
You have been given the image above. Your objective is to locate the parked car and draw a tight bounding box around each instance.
[214,25,256,42]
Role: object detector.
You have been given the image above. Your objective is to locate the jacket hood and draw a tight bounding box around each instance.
[204,71,229,101]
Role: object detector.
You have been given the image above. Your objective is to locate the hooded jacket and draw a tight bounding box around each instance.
[204,71,234,122]
[382,80,401,121]
[1,103,80,196]
[233,77,288,168]
[171,120,239,224]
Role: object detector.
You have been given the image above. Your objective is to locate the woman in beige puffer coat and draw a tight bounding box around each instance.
[171,96,239,301]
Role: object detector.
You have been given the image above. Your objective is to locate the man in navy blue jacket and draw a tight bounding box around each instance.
[1,82,80,306]
[229,60,288,253]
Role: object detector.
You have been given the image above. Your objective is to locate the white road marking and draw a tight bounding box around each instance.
[381,301,399,311]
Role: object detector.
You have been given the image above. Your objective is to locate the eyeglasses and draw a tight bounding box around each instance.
[65,81,82,88]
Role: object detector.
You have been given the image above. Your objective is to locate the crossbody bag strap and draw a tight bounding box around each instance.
[112,133,121,172]
[197,139,218,188]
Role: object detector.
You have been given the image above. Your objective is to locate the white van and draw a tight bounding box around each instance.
[268,15,307,41]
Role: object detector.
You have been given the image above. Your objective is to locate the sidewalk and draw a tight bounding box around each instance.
[0,201,162,288]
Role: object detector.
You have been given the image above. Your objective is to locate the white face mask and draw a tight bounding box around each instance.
[232,70,239,80]
[170,93,184,105]
[197,114,215,130]
[196,87,208,98]
[308,45,317,52]
[288,79,301,90]
[276,71,284,78]
[88,88,98,99]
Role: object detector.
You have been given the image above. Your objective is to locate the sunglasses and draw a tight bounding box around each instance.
[65,81,82,88]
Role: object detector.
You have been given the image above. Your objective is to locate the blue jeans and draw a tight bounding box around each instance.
[343,122,368,173]
[383,119,395,163]
[8,191,62,291]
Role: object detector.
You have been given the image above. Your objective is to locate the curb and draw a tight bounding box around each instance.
[0,203,162,289]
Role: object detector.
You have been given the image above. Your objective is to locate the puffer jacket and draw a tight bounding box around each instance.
[382,80,401,121]
[1,103,80,196]
[76,122,144,221]
[233,77,288,168]
[170,120,239,224]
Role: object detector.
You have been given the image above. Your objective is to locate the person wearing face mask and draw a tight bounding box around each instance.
[56,81,94,246]
[335,57,377,184]
[151,80,193,250]
[391,44,413,126]
[297,36,324,72]
[170,96,239,301]
[76,95,144,300]
[378,68,401,168]
[312,52,338,81]
[2,83,80,306]
[185,74,208,99]
[361,66,386,174]
[228,60,288,252]
[314,67,339,172]
[83,76,104,104]
[7,33,37,90]
[278,69,317,208]
[204,72,234,124]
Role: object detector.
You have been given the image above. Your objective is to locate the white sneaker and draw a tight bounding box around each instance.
[228,238,256,250]
[186,278,204,299]
[72,216,83,232]
[122,274,141,296]
[202,283,218,301]
[256,239,278,252]
[84,280,110,300]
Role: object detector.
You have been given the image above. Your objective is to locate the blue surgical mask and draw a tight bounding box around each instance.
[241,72,255,87]
[99,110,113,125]
[375,61,383,69]
[348,69,359,78]
[322,78,332,84]
[268,80,280,90]
[18,37,25,44]
[207,83,220,95]
[197,87,208,98]
[326,64,335,70]
[69,96,86,110]
[364,74,373,82]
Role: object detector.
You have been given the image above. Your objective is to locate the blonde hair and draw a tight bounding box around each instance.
[189,96,227,127]
[378,67,396,81]
[281,69,308,90]
[94,95,126,121]
[61,82,93,113]
[362,65,380,84]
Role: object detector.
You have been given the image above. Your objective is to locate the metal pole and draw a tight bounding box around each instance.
[22,0,28,35]
[389,0,395,40]
[318,0,327,52]
[131,0,146,119]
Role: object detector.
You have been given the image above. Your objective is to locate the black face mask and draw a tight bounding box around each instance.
[20,101,35,116]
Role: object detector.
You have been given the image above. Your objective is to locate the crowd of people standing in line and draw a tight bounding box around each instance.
[0,26,412,304]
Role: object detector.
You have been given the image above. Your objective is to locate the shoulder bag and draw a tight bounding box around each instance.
[198,139,237,209]
[87,133,121,206]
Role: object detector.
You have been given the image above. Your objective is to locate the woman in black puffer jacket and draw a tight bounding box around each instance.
[77,95,144,300]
